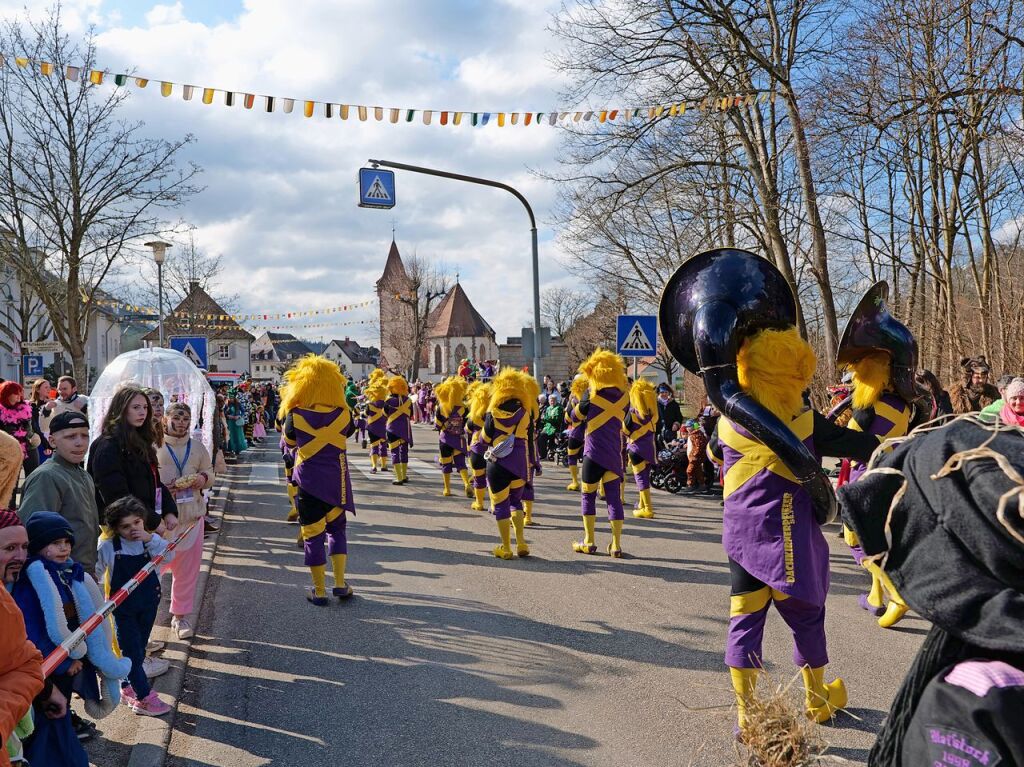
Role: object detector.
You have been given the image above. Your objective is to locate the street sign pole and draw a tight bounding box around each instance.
[367,158,543,379]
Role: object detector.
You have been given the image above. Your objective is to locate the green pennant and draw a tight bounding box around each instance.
[471,113,478,126]
[405,109,415,122]
[114,74,127,86]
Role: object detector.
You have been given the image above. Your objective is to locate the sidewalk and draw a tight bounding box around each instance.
[84,445,257,767]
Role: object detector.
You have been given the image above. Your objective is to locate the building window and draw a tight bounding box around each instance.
[433,345,442,375]
[218,344,231,360]
[479,344,486,361]
[454,343,467,362]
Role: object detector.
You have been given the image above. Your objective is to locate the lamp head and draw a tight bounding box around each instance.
[145,240,172,265]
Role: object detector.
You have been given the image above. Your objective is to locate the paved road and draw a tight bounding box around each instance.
[158,425,925,767]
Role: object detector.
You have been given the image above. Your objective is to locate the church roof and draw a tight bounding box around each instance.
[376,239,410,290]
[427,283,494,339]
[142,282,254,342]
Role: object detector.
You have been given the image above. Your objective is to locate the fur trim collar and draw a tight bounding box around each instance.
[0,401,31,424]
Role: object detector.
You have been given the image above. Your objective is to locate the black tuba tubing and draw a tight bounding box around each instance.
[694,302,838,525]
[826,395,853,423]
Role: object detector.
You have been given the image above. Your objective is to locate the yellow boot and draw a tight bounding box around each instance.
[632,489,654,519]
[471,487,486,511]
[523,500,534,526]
[866,562,910,628]
[801,666,848,723]
[598,481,605,500]
[441,472,452,497]
[330,553,353,599]
[729,667,759,731]
[494,518,514,560]
[460,469,472,497]
[566,464,580,492]
[511,511,530,557]
[608,519,623,558]
[307,565,329,606]
[370,453,379,471]
[572,515,597,554]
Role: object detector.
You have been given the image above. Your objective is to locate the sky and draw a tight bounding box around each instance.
[0,0,578,348]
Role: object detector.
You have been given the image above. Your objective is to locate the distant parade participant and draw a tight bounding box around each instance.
[279,356,357,606]
[624,378,658,519]
[661,249,879,733]
[948,355,1000,414]
[384,374,413,486]
[831,282,923,628]
[571,350,629,557]
[433,376,472,497]
[563,375,587,492]
[514,375,543,527]
[364,371,389,474]
[465,381,492,511]
[482,369,532,559]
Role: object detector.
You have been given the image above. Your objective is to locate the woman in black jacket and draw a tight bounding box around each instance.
[88,386,178,532]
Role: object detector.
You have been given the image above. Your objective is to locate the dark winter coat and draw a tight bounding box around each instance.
[86,435,178,530]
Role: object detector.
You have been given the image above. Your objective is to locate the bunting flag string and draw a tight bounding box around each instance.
[250,319,373,331]
[1,53,777,127]
[170,298,375,322]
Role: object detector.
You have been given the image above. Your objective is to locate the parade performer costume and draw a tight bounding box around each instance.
[948,356,1000,414]
[564,375,587,491]
[384,375,413,485]
[660,249,879,732]
[571,350,629,558]
[277,414,299,522]
[434,376,472,497]
[515,375,543,526]
[482,369,531,559]
[365,372,390,473]
[831,282,923,628]
[624,379,658,519]
[465,382,492,511]
[280,355,357,606]
[839,417,1024,767]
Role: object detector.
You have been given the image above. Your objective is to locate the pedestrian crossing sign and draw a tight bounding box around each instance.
[170,336,209,369]
[358,167,396,209]
[616,314,658,357]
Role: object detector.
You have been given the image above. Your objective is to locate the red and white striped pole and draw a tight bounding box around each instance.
[40,521,200,677]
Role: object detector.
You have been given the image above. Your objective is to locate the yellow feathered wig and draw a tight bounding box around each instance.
[467,381,492,425]
[364,377,388,403]
[368,368,387,383]
[435,376,468,415]
[736,328,816,421]
[579,349,628,394]
[488,368,531,413]
[570,373,589,400]
[522,373,542,417]
[278,355,348,415]
[629,379,659,424]
[848,351,892,410]
[387,375,410,397]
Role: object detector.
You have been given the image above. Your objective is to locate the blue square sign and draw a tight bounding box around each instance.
[170,336,208,369]
[358,168,396,209]
[616,315,658,358]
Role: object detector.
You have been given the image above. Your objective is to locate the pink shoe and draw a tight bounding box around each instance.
[131,691,172,716]
[121,685,137,705]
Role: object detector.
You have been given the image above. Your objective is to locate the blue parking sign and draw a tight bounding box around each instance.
[22,355,43,378]
[616,315,658,358]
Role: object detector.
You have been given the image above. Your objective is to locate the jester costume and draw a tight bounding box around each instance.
[564,375,587,491]
[280,355,357,605]
[833,282,922,628]
[365,371,389,473]
[624,379,658,519]
[434,376,472,497]
[660,249,879,732]
[571,350,629,558]
[465,382,492,511]
[482,369,532,559]
[384,375,413,485]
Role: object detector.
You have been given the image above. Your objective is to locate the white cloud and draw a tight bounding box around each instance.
[144,2,184,26]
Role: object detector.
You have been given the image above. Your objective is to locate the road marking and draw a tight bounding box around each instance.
[247,463,281,485]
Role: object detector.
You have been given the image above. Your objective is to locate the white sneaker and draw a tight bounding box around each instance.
[143,656,170,679]
[171,616,194,639]
[146,639,166,654]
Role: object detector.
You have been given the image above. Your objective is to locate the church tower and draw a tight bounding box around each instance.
[375,239,412,369]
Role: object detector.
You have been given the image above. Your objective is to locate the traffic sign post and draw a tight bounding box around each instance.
[22,341,62,354]
[617,314,658,378]
[22,355,43,379]
[169,336,209,369]
[358,168,396,209]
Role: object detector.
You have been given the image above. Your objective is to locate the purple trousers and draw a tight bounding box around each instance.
[581,477,624,521]
[632,465,651,492]
[390,442,409,465]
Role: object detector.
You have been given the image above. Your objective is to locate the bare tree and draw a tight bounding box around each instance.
[540,286,592,338]
[0,7,200,381]
[382,253,451,380]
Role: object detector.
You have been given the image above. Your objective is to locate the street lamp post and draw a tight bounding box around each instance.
[145,241,172,347]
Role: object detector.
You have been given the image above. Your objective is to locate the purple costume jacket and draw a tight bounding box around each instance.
[718,410,828,606]
[847,392,911,483]
[467,411,486,455]
[625,409,657,466]
[385,394,413,444]
[577,386,628,475]
[484,402,529,480]
[564,395,585,441]
[435,404,468,452]
[287,405,355,512]
[366,398,387,441]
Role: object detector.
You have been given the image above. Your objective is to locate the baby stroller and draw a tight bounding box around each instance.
[651,440,689,493]
[548,430,569,467]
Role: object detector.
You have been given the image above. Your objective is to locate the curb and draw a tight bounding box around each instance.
[124,457,247,767]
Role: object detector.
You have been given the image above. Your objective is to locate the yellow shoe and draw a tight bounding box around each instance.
[801,666,848,723]
[493,545,514,560]
[566,482,580,492]
[523,500,534,526]
[471,487,486,511]
[632,506,654,519]
[286,508,299,522]
[572,540,597,554]
[729,667,759,730]
[878,601,910,629]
